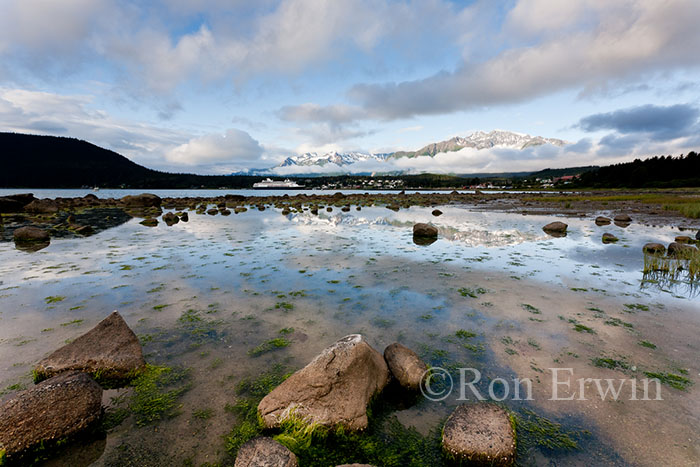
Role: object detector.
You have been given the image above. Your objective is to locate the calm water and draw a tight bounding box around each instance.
[0,204,698,466]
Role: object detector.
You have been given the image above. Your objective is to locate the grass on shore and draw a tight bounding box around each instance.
[524,193,700,218]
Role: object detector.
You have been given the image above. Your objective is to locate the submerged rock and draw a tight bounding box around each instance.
[234,437,298,467]
[383,343,428,391]
[235,207,248,214]
[258,334,389,431]
[442,403,516,466]
[602,233,618,244]
[0,372,102,463]
[542,221,567,236]
[413,223,438,238]
[34,311,145,386]
[594,216,611,225]
[140,218,158,227]
[643,243,666,255]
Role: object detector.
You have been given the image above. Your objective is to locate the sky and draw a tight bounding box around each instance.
[1,0,700,175]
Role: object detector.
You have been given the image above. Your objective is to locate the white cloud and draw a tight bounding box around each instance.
[165,129,264,166]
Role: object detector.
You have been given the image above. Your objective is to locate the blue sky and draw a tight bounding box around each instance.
[1,0,699,174]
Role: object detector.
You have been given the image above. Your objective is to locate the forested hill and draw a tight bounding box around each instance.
[573,152,700,188]
[0,132,257,188]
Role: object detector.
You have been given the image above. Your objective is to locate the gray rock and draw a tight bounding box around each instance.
[413,223,438,238]
[258,335,389,431]
[34,311,145,386]
[0,372,102,462]
[643,243,666,255]
[614,214,632,223]
[442,403,516,466]
[383,343,428,391]
[594,216,611,225]
[234,437,297,467]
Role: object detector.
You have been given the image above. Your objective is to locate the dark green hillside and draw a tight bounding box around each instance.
[0,132,258,188]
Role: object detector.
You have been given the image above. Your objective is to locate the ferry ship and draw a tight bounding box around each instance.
[252,178,305,189]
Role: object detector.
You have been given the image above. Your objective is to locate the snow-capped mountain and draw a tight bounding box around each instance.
[277,151,392,167]
[237,130,568,174]
[393,130,568,158]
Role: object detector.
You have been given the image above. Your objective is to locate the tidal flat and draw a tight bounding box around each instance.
[0,193,699,466]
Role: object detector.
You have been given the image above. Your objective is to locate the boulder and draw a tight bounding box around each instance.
[13,226,50,243]
[0,196,26,213]
[668,242,697,258]
[121,193,161,208]
[594,216,611,226]
[442,404,516,466]
[386,205,400,212]
[674,235,691,244]
[24,199,59,214]
[383,343,428,391]
[341,206,351,212]
[162,212,179,226]
[432,209,443,217]
[4,193,36,205]
[179,212,189,222]
[413,223,438,238]
[542,221,567,236]
[602,233,618,244]
[643,243,666,255]
[258,334,389,431]
[140,218,158,227]
[221,209,232,216]
[614,214,632,223]
[34,311,145,385]
[207,208,219,216]
[235,207,248,214]
[0,372,102,462]
[234,437,298,467]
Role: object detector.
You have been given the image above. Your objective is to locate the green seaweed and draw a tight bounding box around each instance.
[592,357,630,371]
[128,364,191,426]
[638,340,657,349]
[44,296,65,304]
[248,338,291,357]
[457,287,486,298]
[643,371,692,391]
[514,409,586,455]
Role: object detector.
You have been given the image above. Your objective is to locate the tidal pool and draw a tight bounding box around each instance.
[0,204,698,466]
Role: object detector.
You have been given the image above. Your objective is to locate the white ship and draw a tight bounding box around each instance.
[252,178,305,189]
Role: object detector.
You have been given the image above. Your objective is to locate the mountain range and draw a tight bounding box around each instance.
[247,130,569,174]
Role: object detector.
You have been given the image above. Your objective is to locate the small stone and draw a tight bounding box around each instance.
[140,218,158,227]
[614,214,632,223]
[432,209,443,216]
[383,343,428,391]
[413,223,438,238]
[207,208,219,215]
[594,216,611,225]
[163,212,179,225]
[674,235,691,244]
[642,243,665,255]
[442,404,516,466]
[13,226,50,243]
[542,221,567,236]
[602,233,618,244]
[234,437,297,467]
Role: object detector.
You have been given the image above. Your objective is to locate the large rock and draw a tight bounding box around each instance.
[594,216,611,226]
[258,335,389,431]
[13,226,50,243]
[0,372,102,462]
[542,221,567,236]
[24,199,59,213]
[413,223,438,238]
[643,243,666,255]
[34,311,145,386]
[0,195,34,213]
[162,212,179,226]
[234,437,298,467]
[674,235,691,244]
[614,214,632,223]
[121,193,161,208]
[442,404,516,466]
[383,343,428,391]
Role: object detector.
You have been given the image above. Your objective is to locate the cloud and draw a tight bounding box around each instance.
[165,129,264,166]
[577,104,699,140]
[295,0,700,122]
